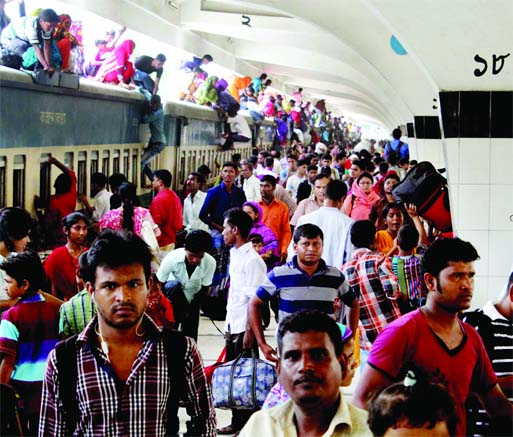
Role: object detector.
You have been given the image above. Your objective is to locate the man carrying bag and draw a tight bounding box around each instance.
[216,208,268,434]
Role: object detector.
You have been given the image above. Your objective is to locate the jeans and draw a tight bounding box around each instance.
[134,69,155,94]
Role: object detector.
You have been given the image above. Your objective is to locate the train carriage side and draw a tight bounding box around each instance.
[0,66,146,212]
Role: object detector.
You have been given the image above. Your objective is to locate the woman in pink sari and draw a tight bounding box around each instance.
[94,39,135,87]
[343,172,380,220]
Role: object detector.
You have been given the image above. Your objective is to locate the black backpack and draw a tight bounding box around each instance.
[54,328,187,436]
[387,140,402,164]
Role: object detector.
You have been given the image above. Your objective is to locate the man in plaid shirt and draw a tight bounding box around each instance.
[39,230,216,437]
[341,220,401,352]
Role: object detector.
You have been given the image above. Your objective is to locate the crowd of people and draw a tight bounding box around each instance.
[0,4,512,437]
[0,117,510,436]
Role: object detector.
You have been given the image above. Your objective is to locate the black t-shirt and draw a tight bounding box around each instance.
[135,55,163,78]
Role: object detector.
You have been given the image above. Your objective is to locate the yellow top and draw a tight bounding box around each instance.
[239,388,372,437]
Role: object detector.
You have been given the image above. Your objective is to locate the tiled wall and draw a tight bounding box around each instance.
[411,116,445,170]
[440,91,513,307]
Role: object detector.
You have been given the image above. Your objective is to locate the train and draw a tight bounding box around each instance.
[0,66,272,212]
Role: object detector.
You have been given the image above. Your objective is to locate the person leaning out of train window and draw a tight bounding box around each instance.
[34,156,78,250]
[0,8,61,72]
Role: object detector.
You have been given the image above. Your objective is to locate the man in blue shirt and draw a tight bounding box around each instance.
[384,128,409,163]
[199,162,246,319]
[248,223,359,362]
[199,162,246,232]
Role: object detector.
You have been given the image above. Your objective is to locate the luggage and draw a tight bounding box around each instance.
[211,350,277,410]
[205,347,227,384]
[392,161,452,232]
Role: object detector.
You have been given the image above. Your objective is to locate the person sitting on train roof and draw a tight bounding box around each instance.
[133,53,166,97]
[44,212,89,301]
[0,8,61,71]
[250,73,267,94]
[53,13,78,72]
[35,156,77,250]
[78,172,112,223]
[180,53,213,73]
[94,39,136,89]
[141,94,166,181]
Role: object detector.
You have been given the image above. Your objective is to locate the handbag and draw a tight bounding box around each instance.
[211,350,277,410]
[204,347,227,384]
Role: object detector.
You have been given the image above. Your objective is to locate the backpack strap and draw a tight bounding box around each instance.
[54,335,79,436]
[162,328,187,437]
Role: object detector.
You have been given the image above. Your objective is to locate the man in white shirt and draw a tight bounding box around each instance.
[79,172,112,222]
[240,161,261,201]
[157,230,215,341]
[223,111,251,149]
[219,207,267,435]
[288,179,354,267]
[285,158,307,200]
[183,172,208,231]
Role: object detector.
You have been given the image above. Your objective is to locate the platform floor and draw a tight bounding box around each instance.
[178,315,360,435]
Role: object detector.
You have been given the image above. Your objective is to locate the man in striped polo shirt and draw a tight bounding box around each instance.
[248,223,359,362]
[463,270,513,436]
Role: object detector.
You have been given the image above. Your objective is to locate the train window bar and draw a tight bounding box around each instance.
[102,150,110,176]
[77,152,87,196]
[0,156,5,208]
[39,153,51,206]
[112,149,120,174]
[90,151,98,176]
[123,149,129,179]
[13,155,25,208]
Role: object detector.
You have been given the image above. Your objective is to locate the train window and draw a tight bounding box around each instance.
[0,156,5,208]
[102,150,110,175]
[123,149,129,178]
[90,151,98,176]
[77,151,87,195]
[12,155,25,207]
[39,153,51,205]
[113,149,120,174]
[132,149,138,187]
[64,152,74,170]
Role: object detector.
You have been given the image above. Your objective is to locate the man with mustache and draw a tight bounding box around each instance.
[353,238,513,437]
[240,310,371,436]
[39,230,216,436]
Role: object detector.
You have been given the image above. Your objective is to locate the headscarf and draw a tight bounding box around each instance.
[54,14,73,41]
[195,75,218,105]
[243,201,279,258]
[214,78,228,92]
[351,177,380,209]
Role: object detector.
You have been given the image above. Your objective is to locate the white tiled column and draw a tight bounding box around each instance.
[445,137,513,307]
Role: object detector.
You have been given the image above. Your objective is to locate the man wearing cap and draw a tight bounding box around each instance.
[134,53,167,96]
[1,8,60,71]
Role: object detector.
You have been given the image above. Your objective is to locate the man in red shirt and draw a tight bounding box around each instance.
[149,170,183,258]
[258,175,291,263]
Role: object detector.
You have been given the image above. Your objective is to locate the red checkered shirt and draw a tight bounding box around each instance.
[342,248,401,350]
